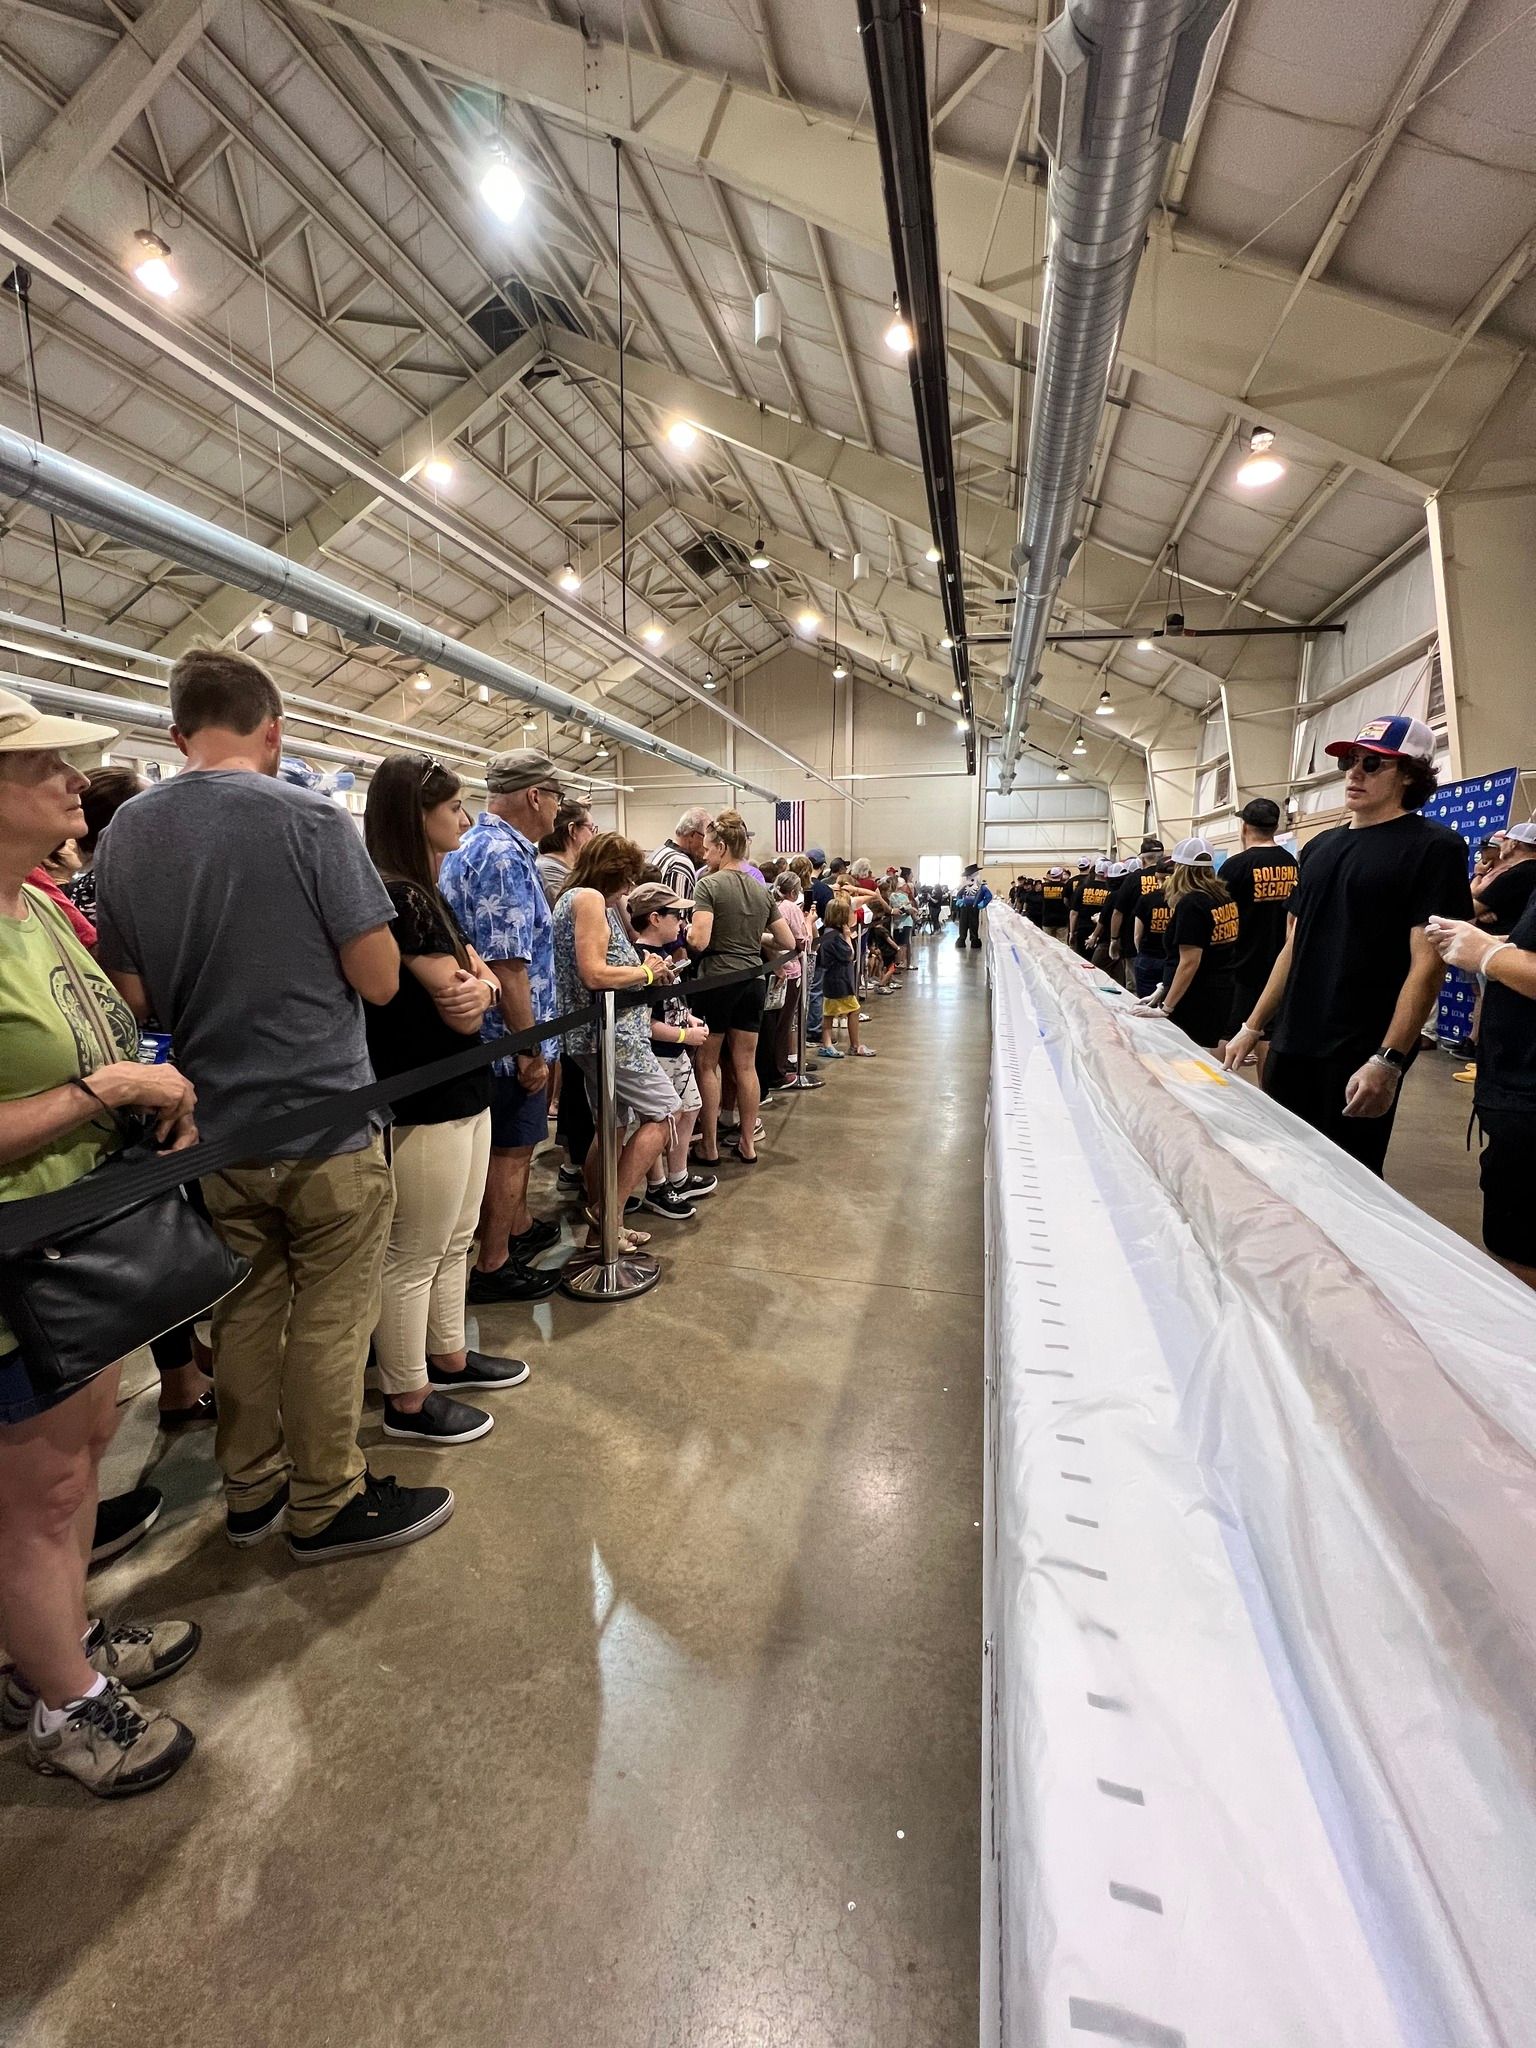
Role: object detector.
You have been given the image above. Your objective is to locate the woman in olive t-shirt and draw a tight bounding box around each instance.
[687,810,794,1163]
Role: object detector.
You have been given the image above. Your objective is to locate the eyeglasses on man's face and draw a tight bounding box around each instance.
[1338,751,1394,777]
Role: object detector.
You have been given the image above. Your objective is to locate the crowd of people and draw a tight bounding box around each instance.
[1000,713,1535,1296]
[0,654,939,1800]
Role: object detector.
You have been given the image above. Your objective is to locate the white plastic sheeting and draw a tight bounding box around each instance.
[980,909,1536,2048]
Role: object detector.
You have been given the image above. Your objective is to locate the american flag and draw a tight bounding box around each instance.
[774,799,805,853]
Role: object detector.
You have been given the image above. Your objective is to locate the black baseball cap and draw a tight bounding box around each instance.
[1139,835,1164,855]
[1238,797,1281,832]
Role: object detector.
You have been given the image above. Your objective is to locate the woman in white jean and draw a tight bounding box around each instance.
[363,754,532,1447]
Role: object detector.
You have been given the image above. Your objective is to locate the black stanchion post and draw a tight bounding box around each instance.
[559,991,660,1302]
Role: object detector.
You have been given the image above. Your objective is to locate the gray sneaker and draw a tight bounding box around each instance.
[2,1616,202,1730]
[27,1677,195,1798]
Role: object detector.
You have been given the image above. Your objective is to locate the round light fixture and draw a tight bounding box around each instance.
[1072,733,1087,755]
[1095,686,1113,717]
[924,543,942,564]
[796,609,820,636]
[954,719,966,734]
[749,537,770,570]
[702,671,717,691]
[558,562,581,594]
[480,151,526,224]
[422,457,454,488]
[1235,426,1285,490]
[885,316,913,354]
[641,621,665,646]
[940,634,954,651]
[130,229,179,298]
[412,670,431,693]
[665,419,700,453]
[1135,635,1154,653]
[1056,766,1070,782]
[249,613,274,636]
[832,656,848,680]
[951,689,962,703]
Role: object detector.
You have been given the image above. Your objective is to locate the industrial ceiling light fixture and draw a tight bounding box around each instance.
[1235,425,1285,490]
[479,142,526,224]
[1095,686,1113,717]
[796,608,820,636]
[422,457,454,488]
[249,612,273,636]
[832,655,849,680]
[951,689,963,702]
[1056,764,1071,782]
[558,561,581,594]
[749,536,770,571]
[885,298,913,354]
[924,542,942,564]
[412,670,432,692]
[665,419,700,454]
[702,670,717,691]
[955,719,967,734]
[641,620,664,646]
[1072,730,1087,755]
[940,634,954,650]
[1135,634,1155,652]
[130,227,178,299]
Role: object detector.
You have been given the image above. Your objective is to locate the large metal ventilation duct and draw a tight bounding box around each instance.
[0,426,785,804]
[997,0,1234,793]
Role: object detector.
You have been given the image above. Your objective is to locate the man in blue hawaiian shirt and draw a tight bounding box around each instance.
[441,748,565,1303]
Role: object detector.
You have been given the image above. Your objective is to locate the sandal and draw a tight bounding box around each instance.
[583,1208,652,1247]
[726,1141,758,1164]
[850,1045,878,1057]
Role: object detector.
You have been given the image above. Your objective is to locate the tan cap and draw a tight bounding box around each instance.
[0,684,116,757]
[485,746,559,795]
[627,880,691,921]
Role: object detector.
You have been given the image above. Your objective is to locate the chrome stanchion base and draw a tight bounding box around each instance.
[558,1247,662,1301]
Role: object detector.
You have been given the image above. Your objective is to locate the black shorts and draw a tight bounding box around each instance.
[693,975,765,1036]
[870,930,900,965]
[1476,1107,1536,1265]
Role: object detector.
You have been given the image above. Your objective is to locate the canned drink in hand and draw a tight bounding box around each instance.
[136,1031,173,1065]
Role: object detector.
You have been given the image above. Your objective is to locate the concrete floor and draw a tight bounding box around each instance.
[1,938,987,2048]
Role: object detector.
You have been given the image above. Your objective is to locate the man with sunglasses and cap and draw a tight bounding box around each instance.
[440,748,567,1302]
[1223,716,1471,1176]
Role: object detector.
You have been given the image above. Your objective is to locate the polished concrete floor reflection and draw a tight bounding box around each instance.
[2,935,987,2048]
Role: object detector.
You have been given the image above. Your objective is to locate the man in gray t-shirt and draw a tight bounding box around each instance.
[94,650,451,1567]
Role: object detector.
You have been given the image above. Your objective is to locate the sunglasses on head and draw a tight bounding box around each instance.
[418,753,449,787]
[1338,751,1395,776]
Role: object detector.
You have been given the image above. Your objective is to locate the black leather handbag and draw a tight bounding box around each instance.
[0,918,249,1394]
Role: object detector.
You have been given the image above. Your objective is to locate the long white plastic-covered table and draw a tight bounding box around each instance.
[981,907,1536,2048]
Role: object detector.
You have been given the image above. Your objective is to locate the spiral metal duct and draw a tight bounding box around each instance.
[998,0,1234,792]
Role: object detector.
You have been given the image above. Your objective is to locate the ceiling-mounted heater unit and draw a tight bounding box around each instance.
[753,291,783,353]
[851,551,869,583]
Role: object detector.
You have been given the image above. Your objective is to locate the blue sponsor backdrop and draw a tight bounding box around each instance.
[1419,767,1519,1044]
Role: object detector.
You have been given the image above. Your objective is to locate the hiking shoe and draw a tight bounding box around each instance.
[226,1482,290,1549]
[508,1217,560,1256]
[287,1473,454,1564]
[382,1392,493,1446]
[27,1678,194,1799]
[90,1486,162,1567]
[428,1350,530,1391]
[2,1616,202,1731]
[466,1261,561,1304]
[639,1182,696,1221]
[677,1170,718,1200]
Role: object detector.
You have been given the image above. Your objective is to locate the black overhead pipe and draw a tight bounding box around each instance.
[856,0,976,774]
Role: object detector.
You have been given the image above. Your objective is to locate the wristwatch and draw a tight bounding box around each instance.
[1370,1045,1411,1074]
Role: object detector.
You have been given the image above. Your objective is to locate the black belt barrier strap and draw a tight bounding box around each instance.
[0,963,770,1256]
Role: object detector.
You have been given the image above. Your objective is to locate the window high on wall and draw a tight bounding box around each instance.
[919,854,965,888]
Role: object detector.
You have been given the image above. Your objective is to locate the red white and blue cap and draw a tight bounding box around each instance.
[1325,714,1434,763]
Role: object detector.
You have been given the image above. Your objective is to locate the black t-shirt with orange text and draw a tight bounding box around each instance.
[1166,888,1239,1046]
[1040,878,1070,927]
[1220,844,1299,986]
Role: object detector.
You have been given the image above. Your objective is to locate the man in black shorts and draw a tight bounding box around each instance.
[1428,892,1536,1288]
[1218,798,1298,1072]
[1224,717,1472,1176]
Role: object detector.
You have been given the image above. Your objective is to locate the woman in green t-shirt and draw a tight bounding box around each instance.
[0,692,202,1798]
[686,810,794,1164]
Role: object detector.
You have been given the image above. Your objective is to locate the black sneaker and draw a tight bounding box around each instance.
[287,1473,453,1564]
[90,1487,163,1567]
[677,1170,718,1200]
[429,1351,530,1391]
[556,1164,586,1196]
[624,1194,643,1216]
[382,1392,493,1445]
[466,1260,562,1304]
[639,1182,696,1221]
[225,1482,290,1549]
[508,1216,560,1256]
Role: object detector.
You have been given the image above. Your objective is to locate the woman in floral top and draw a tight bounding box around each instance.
[551,834,679,1252]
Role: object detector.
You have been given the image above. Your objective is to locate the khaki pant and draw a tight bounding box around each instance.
[373,1111,491,1397]
[202,1135,393,1537]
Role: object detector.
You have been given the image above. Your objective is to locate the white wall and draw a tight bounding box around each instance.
[980,743,1111,883]
[617,647,978,867]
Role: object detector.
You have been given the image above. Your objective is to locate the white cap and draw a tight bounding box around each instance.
[1505,820,1536,847]
[1106,860,1129,878]
[1170,835,1216,866]
[0,684,116,757]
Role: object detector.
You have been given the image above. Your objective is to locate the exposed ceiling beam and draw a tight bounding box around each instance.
[2,0,228,225]
[293,0,1525,494]
[152,332,544,656]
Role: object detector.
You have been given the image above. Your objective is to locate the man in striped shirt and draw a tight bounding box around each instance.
[649,806,711,899]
